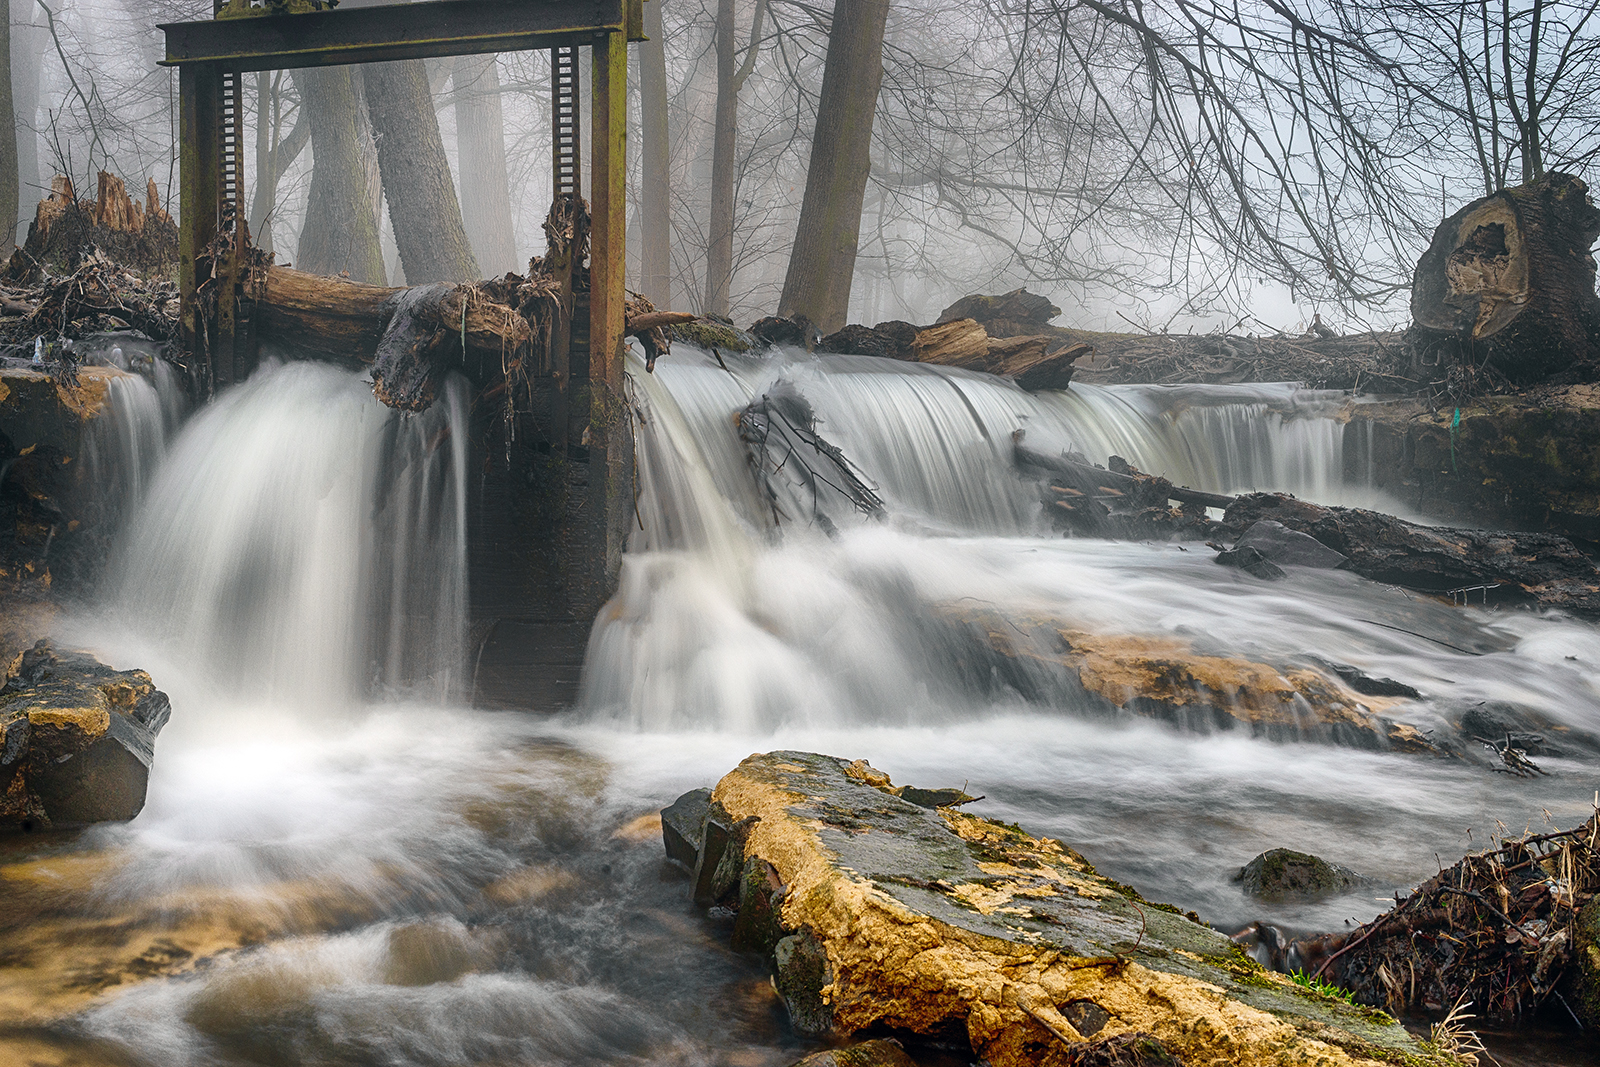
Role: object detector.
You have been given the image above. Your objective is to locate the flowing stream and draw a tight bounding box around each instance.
[4,350,1598,1066]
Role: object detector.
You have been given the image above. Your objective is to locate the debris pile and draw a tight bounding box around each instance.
[1321,815,1600,1026]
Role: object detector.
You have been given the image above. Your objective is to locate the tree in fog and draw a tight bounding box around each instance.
[777,0,891,333]
[451,54,517,277]
[703,0,770,318]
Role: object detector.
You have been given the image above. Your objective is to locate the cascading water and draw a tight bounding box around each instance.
[107,359,469,707]
[9,344,1598,1067]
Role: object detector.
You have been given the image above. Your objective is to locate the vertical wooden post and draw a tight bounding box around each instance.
[178,63,221,396]
[586,28,631,603]
[589,30,626,394]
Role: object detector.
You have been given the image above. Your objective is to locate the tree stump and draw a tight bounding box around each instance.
[1411,171,1600,384]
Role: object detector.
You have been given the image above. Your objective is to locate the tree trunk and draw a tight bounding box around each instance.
[1410,170,1600,384]
[248,74,309,258]
[10,0,39,238]
[452,53,519,277]
[293,66,386,284]
[638,0,671,309]
[776,0,890,335]
[702,0,737,318]
[0,4,16,255]
[363,59,480,284]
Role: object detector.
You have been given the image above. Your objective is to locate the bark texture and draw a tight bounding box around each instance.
[638,0,671,309]
[452,54,518,277]
[0,8,17,255]
[703,0,738,317]
[777,0,890,334]
[364,59,480,284]
[294,66,386,284]
[1411,171,1600,384]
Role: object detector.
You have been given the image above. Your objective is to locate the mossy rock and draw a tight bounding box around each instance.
[1235,849,1362,901]
[669,319,752,353]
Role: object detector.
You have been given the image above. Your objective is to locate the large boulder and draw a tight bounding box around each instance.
[683,752,1442,1067]
[0,640,170,832]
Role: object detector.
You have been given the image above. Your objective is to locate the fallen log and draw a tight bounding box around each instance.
[1013,432,1235,510]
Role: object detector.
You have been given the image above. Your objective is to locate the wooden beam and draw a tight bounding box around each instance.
[178,63,221,395]
[160,0,625,72]
[589,30,626,396]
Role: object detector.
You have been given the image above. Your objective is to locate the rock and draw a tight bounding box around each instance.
[1308,659,1421,700]
[731,856,786,955]
[750,315,819,349]
[774,927,835,1036]
[1059,1032,1182,1067]
[2,364,131,599]
[712,751,1435,1067]
[661,787,710,869]
[1457,702,1561,755]
[0,639,170,832]
[1233,519,1351,569]
[1214,544,1287,580]
[690,800,735,907]
[1224,492,1600,615]
[1235,849,1363,901]
[938,606,1433,752]
[787,1038,916,1067]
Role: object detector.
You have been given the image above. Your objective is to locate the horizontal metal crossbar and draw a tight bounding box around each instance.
[161,0,627,72]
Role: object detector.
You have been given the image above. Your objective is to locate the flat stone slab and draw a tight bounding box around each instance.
[710,751,1446,1067]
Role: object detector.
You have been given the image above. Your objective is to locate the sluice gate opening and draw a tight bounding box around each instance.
[160,0,647,708]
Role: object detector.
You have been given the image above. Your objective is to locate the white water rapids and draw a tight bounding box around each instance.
[12,350,1599,1065]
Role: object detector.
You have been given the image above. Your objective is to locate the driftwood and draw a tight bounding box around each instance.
[813,314,1083,392]
[738,382,885,535]
[1014,433,1235,509]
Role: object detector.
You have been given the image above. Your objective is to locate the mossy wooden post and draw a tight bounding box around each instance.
[586,25,631,607]
[178,62,222,395]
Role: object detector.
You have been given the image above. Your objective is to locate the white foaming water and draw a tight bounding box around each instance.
[105,360,468,710]
[31,345,1600,1066]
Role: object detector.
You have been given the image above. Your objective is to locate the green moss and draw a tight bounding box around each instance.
[670,320,751,352]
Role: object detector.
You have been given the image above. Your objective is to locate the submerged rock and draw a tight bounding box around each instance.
[683,751,1439,1067]
[937,605,1433,752]
[1230,519,1351,570]
[0,639,170,832]
[1235,849,1363,901]
[787,1038,916,1067]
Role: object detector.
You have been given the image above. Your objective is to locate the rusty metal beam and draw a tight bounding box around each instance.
[160,0,626,72]
[178,63,221,394]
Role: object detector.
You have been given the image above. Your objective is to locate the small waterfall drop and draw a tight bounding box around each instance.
[110,360,469,707]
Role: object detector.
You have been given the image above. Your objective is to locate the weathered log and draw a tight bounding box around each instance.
[911,317,989,367]
[1013,435,1235,510]
[252,266,530,378]
[627,310,695,332]
[937,287,1060,329]
[1411,171,1600,384]
[988,336,1085,391]
[5,172,177,283]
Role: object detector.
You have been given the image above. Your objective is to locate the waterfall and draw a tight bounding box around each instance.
[109,360,469,706]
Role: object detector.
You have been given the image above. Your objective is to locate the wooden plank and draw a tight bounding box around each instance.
[588,31,626,394]
[160,0,624,72]
[178,63,221,394]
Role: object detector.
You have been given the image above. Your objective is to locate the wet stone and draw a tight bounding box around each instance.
[1060,998,1111,1038]
[1233,519,1350,569]
[1213,544,1286,580]
[0,639,170,832]
[661,787,711,869]
[787,1038,916,1067]
[1235,848,1362,901]
[774,928,834,1037]
[730,856,786,956]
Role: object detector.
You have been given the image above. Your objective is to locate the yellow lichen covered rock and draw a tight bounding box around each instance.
[0,640,170,832]
[939,606,1432,752]
[706,751,1448,1067]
